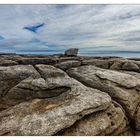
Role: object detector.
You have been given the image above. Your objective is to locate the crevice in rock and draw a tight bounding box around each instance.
[54,105,112,136]
[0,79,22,98]
[66,72,139,134]
[32,65,44,79]
[1,131,11,136]
[11,86,71,101]
[0,85,71,111]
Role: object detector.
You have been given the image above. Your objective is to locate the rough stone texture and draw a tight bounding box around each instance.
[120,71,140,80]
[0,65,111,136]
[65,48,78,56]
[110,61,122,70]
[17,58,57,65]
[0,54,140,136]
[55,60,81,70]
[0,65,40,97]
[119,129,134,136]
[122,62,140,72]
[80,57,140,73]
[135,104,140,130]
[0,59,18,66]
[82,59,110,69]
[59,57,80,62]
[67,65,140,130]
[57,102,127,136]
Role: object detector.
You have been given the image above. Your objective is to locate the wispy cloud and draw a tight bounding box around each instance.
[0,5,140,54]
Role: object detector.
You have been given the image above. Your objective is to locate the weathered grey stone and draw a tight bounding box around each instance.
[0,65,69,109]
[1,77,70,108]
[0,65,111,135]
[55,60,81,70]
[135,61,140,69]
[110,62,122,70]
[135,104,140,130]
[95,70,140,88]
[65,48,78,56]
[120,71,140,80]
[58,103,127,136]
[122,62,140,72]
[119,129,134,136]
[67,65,140,129]
[59,57,80,62]
[0,60,18,66]
[17,58,57,65]
[35,64,68,79]
[0,65,40,98]
[0,55,140,136]
[67,65,140,89]
[82,59,109,69]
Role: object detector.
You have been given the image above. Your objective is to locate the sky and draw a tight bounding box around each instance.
[0,4,140,56]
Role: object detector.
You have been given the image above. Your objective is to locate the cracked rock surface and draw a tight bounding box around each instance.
[67,65,140,134]
[0,54,140,135]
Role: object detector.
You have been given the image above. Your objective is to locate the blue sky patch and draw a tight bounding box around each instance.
[0,35,4,40]
[24,23,45,33]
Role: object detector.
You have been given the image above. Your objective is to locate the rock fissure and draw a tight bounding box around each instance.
[0,54,140,135]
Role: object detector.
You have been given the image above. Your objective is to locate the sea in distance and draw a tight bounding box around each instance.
[1,50,140,58]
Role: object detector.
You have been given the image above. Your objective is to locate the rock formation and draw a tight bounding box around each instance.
[0,54,140,136]
[65,48,78,56]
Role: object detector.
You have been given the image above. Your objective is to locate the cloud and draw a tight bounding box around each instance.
[0,4,140,55]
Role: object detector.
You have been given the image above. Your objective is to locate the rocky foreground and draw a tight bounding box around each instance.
[0,53,140,136]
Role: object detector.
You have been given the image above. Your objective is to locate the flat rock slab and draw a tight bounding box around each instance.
[0,60,18,66]
[16,58,57,65]
[82,59,110,69]
[55,60,81,70]
[81,58,140,73]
